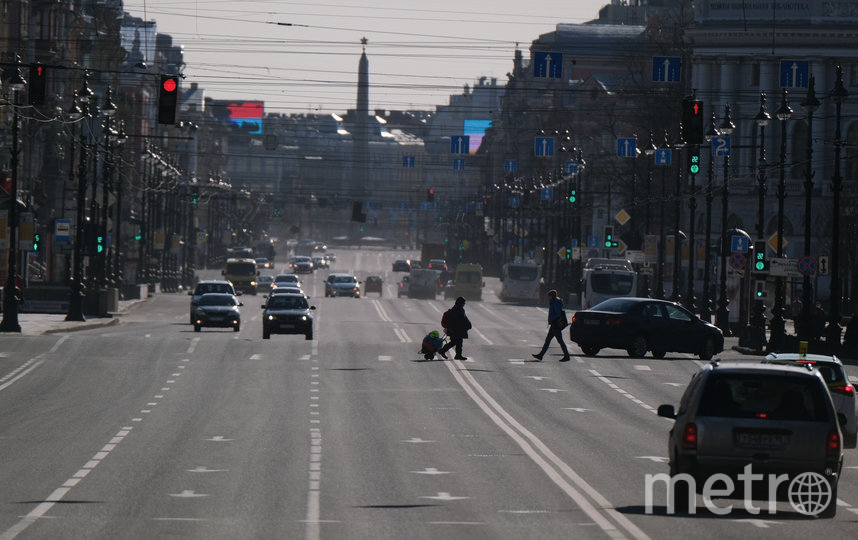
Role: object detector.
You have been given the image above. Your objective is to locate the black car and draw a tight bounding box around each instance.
[188,280,238,324]
[262,293,315,340]
[193,293,242,332]
[392,259,411,272]
[568,297,723,360]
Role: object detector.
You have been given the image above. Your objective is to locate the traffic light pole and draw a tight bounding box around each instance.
[67,96,90,321]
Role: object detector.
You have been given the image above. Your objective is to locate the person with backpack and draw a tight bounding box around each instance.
[438,296,472,360]
[532,289,570,362]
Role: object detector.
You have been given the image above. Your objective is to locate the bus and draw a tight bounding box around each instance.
[499,261,542,303]
[223,257,259,295]
[582,258,638,309]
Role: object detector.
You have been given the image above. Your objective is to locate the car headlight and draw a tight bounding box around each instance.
[267,315,275,321]
[301,315,307,321]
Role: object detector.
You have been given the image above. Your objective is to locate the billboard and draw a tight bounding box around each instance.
[464,119,492,154]
[227,101,264,134]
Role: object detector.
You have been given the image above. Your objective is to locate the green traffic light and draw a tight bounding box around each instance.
[755,261,764,271]
[690,164,699,174]
[569,190,577,203]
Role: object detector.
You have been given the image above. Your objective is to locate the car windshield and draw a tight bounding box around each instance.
[268,296,308,310]
[457,271,481,284]
[199,295,236,307]
[507,265,539,280]
[225,262,256,275]
[275,275,298,283]
[697,373,829,421]
[196,283,233,295]
[590,273,635,295]
[334,276,356,283]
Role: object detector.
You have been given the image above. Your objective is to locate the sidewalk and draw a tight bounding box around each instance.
[6,298,147,336]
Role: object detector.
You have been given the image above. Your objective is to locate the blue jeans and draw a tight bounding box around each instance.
[538,324,569,357]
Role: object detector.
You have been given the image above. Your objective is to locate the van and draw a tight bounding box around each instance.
[408,268,439,299]
[223,258,259,295]
[452,263,484,300]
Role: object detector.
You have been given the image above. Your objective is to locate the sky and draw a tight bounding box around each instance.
[122,0,610,115]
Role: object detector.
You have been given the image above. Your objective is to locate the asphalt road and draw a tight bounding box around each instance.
[1,247,857,539]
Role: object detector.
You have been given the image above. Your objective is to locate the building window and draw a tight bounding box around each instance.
[751,62,760,87]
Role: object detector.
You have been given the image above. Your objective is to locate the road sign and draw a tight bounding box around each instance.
[797,255,817,276]
[402,156,415,168]
[452,158,465,170]
[769,257,801,277]
[729,253,747,270]
[508,196,520,208]
[533,51,562,78]
[534,137,554,157]
[731,235,749,253]
[768,232,786,253]
[587,235,599,248]
[652,56,681,83]
[818,255,830,276]
[711,136,731,157]
[564,160,579,174]
[504,159,517,172]
[541,187,554,200]
[654,148,671,166]
[617,137,637,158]
[616,239,628,255]
[615,208,631,226]
[55,218,71,243]
[557,247,567,259]
[780,60,809,88]
[450,136,470,155]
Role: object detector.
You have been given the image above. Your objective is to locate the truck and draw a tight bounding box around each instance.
[420,243,446,268]
[222,257,259,295]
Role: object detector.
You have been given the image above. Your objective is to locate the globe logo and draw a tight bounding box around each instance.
[788,472,832,515]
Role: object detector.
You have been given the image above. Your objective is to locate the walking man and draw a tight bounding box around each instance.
[533,289,570,362]
[439,296,472,360]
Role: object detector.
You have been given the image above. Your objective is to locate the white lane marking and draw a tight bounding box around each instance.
[371,299,393,322]
[443,358,648,540]
[472,327,493,345]
[562,408,591,412]
[420,492,470,501]
[0,336,69,394]
[636,456,669,463]
[410,468,451,475]
[152,518,206,522]
[402,438,435,444]
[634,365,651,371]
[590,369,657,413]
[187,337,199,354]
[205,436,233,442]
[250,354,263,360]
[394,328,409,343]
[169,490,209,498]
[187,466,228,473]
[541,388,567,393]
[525,376,548,381]
[663,382,683,387]
[378,355,392,362]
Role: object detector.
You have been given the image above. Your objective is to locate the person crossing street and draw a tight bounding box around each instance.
[439,296,472,360]
[533,289,570,362]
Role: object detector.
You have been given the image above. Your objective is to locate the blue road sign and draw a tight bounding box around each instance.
[504,159,517,173]
[509,196,520,208]
[711,136,731,157]
[402,156,415,168]
[655,148,672,166]
[780,60,809,88]
[450,136,470,155]
[533,51,562,78]
[541,187,554,200]
[534,137,554,157]
[564,160,579,174]
[452,158,465,170]
[587,235,599,248]
[652,56,681,82]
[617,137,637,158]
[731,235,749,253]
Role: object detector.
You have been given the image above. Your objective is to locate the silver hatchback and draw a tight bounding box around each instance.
[658,361,843,517]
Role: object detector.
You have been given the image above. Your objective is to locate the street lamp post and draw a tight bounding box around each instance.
[798,76,819,341]
[750,93,771,338]
[702,113,720,321]
[826,65,848,348]
[99,86,116,288]
[66,74,94,322]
[716,104,736,334]
[671,132,686,303]
[112,122,127,287]
[0,59,26,333]
[643,132,657,298]
[770,89,793,345]
[655,130,669,300]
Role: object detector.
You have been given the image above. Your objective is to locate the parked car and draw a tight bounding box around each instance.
[764,352,857,448]
[256,274,274,293]
[364,276,383,296]
[188,280,238,324]
[658,361,843,517]
[397,275,411,298]
[325,273,361,298]
[568,297,723,359]
[192,293,242,332]
[392,259,412,272]
[262,293,315,340]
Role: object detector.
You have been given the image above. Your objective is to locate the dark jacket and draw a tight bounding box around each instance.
[445,304,472,339]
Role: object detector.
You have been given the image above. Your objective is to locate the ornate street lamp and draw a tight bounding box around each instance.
[655,130,670,300]
[99,85,116,288]
[66,74,94,322]
[671,128,686,303]
[826,65,848,348]
[797,76,820,341]
[0,58,26,332]
[749,93,771,338]
[113,121,127,287]
[770,88,793,345]
[702,112,720,321]
[716,104,736,334]
[643,132,657,298]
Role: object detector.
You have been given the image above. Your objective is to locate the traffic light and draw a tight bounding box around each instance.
[686,145,701,175]
[158,74,179,125]
[568,185,577,203]
[604,226,617,248]
[565,248,572,260]
[191,191,199,204]
[753,240,768,273]
[29,63,46,105]
[682,98,704,145]
[754,280,768,298]
[33,233,40,252]
[427,188,435,202]
[96,233,105,254]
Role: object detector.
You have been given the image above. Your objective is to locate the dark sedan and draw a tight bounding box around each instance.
[193,293,242,332]
[568,297,723,360]
[262,293,315,340]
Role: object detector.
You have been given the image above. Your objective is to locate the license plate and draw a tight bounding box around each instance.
[582,319,600,325]
[734,431,789,449]
[280,323,295,329]
[209,316,224,322]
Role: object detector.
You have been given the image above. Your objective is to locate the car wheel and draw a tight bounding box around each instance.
[652,349,667,359]
[193,324,201,332]
[305,331,313,340]
[627,334,648,358]
[699,337,715,360]
[581,345,600,356]
[263,329,270,339]
[234,325,240,332]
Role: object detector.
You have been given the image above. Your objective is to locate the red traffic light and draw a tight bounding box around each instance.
[429,188,435,195]
[162,77,177,93]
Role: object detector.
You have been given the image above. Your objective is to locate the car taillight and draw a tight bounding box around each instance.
[830,384,855,397]
[682,423,697,450]
[827,430,841,456]
[571,314,579,324]
[606,316,622,326]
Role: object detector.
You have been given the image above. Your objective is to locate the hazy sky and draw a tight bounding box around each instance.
[122,0,610,114]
